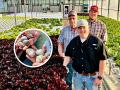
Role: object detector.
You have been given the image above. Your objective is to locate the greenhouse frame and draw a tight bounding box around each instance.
[0,0,120,20]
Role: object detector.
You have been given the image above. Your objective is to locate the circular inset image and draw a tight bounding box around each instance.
[14,28,53,68]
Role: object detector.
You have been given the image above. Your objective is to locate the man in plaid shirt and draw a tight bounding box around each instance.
[88,5,107,43]
[58,10,78,90]
[87,5,108,89]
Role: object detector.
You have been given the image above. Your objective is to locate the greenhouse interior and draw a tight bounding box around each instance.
[0,0,120,90]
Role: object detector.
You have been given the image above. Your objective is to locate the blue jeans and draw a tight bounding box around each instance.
[65,62,73,90]
[73,71,99,90]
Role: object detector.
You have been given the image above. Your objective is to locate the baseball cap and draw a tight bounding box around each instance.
[77,19,88,28]
[90,5,98,12]
[68,10,77,17]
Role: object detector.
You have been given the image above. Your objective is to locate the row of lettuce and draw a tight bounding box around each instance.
[0,17,120,66]
[0,18,62,39]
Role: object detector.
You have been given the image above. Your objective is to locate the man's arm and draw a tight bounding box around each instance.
[94,60,106,86]
[63,56,71,66]
[57,29,65,57]
[99,60,106,77]
[58,42,65,57]
[98,41,107,76]
[94,40,107,86]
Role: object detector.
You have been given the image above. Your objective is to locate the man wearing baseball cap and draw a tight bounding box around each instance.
[58,10,78,90]
[88,5,107,43]
[63,19,107,90]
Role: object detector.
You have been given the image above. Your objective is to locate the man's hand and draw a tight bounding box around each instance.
[94,78,102,86]
[66,66,69,73]
[29,38,34,45]
[32,62,41,66]
[63,56,71,66]
[60,53,65,57]
[23,46,29,51]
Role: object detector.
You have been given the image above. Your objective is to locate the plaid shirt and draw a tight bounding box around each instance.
[58,25,78,52]
[88,19,107,42]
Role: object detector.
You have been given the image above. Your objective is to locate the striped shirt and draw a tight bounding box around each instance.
[58,25,78,52]
[88,19,107,42]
